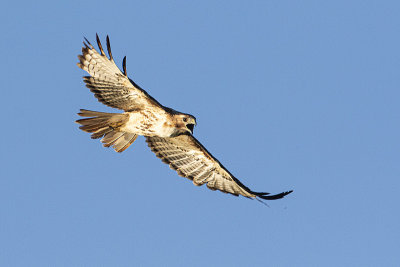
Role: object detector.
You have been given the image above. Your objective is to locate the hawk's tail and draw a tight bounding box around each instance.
[76,109,138,153]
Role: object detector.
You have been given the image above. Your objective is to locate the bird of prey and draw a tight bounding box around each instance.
[76,34,293,201]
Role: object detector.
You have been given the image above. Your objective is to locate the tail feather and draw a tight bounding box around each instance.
[76,109,138,152]
[77,109,114,117]
[107,133,138,153]
[91,127,113,139]
[118,134,138,152]
[102,131,125,146]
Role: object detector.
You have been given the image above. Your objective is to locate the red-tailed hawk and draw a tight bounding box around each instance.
[76,34,293,201]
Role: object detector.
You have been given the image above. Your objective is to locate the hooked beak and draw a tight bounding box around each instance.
[186,123,195,134]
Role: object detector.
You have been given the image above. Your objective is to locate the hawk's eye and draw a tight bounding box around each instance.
[183,117,188,122]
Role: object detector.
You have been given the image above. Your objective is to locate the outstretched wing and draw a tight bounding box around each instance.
[146,135,293,200]
[77,34,162,111]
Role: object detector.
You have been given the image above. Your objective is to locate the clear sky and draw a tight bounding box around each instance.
[1,1,399,266]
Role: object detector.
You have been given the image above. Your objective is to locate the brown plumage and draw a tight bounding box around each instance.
[76,109,137,152]
[76,34,293,201]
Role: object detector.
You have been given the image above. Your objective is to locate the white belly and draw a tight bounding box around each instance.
[120,110,175,137]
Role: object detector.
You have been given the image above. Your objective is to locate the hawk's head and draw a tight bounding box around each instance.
[174,114,197,135]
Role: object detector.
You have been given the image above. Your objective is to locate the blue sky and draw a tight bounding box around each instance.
[1,1,399,266]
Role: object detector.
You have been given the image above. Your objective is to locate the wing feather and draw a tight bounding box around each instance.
[77,34,162,111]
[146,135,293,200]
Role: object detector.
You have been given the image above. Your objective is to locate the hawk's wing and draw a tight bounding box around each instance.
[146,135,293,200]
[77,34,162,111]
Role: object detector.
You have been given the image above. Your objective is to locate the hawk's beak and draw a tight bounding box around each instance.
[186,123,195,134]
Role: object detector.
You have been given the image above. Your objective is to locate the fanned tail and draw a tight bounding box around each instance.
[76,109,138,152]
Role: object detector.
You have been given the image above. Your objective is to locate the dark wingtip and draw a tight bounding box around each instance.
[122,56,127,76]
[106,35,113,61]
[256,190,293,200]
[96,33,106,56]
[83,37,92,48]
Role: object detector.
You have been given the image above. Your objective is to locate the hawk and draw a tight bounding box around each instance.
[76,34,293,201]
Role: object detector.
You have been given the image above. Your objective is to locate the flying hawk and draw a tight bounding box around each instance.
[76,34,293,201]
